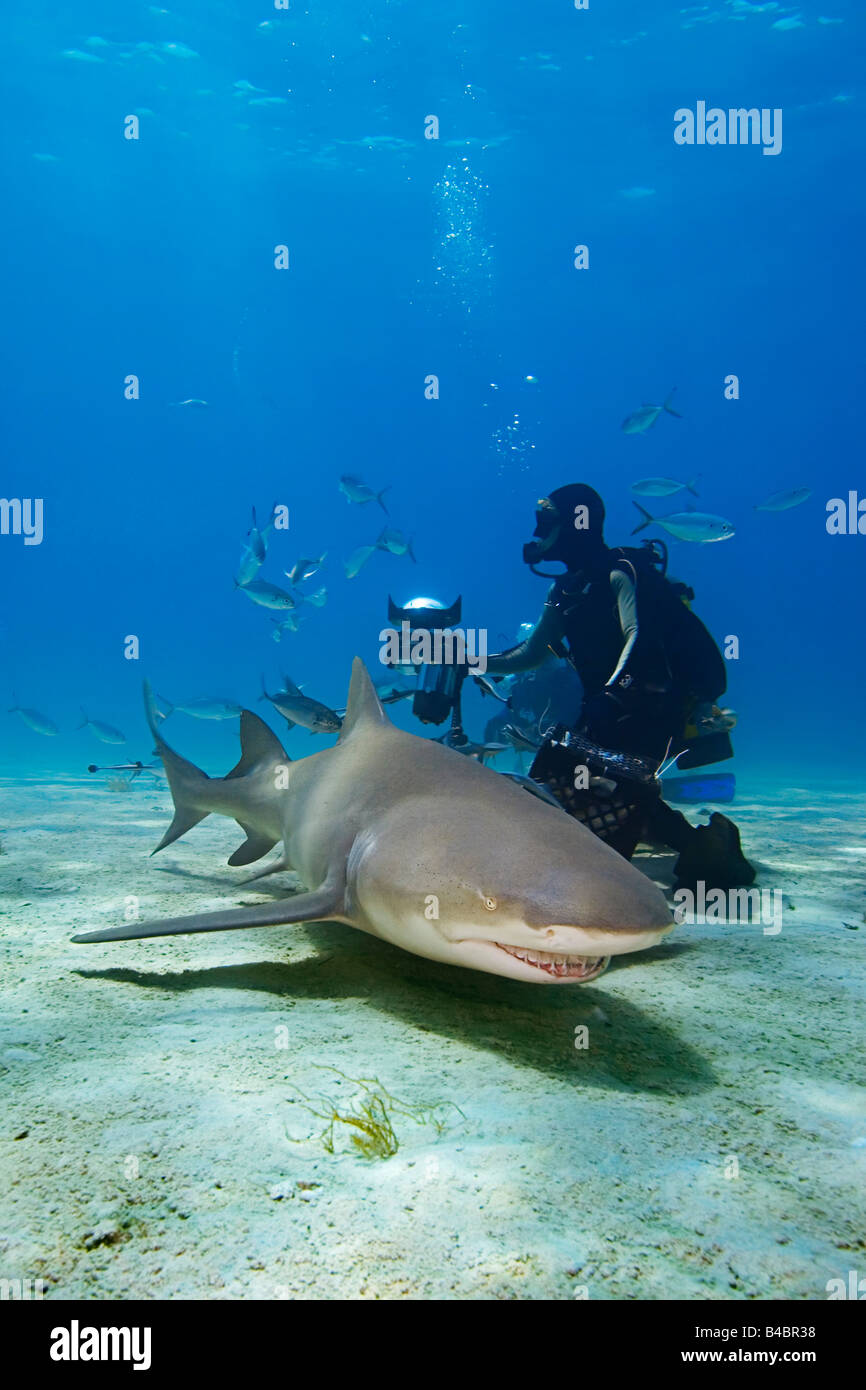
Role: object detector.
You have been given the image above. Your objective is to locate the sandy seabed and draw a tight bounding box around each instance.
[0,773,864,1301]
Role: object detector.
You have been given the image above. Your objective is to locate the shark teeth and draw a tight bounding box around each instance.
[496,944,610,980]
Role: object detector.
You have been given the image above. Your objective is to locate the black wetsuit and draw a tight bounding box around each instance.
[486,549,727,858]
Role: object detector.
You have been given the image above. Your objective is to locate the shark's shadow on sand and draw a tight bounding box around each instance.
[75,925,711,1096]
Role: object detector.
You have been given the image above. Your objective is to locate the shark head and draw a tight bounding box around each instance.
[348,781,674,985]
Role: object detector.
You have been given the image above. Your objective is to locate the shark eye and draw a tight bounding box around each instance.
[482,895,497,911]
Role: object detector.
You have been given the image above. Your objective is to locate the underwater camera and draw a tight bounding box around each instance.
[385,595,466,725]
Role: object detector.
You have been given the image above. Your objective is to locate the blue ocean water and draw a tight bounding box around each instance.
[2,0,863,779]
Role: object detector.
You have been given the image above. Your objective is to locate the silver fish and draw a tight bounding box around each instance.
[236,578,297,610]
[374,682,415,705]
[632,476,699,498]
[339,475,391,513]
[375,527,416,561]
[270,613,303,641]
[8,702,59,736]
[169,398,208,409]
[301,585,327,608]
[502,722,542,753]
[437,729,509,763]
[237,540,264,585]
[622,389,682,435]
[755,487,812,512]
[62,49,105,63]
[87,760,162,779]
[248,504,277,560]
[77,709,126,744]
[165,698,242,721]
[285,552,326,586]
[260,676,343,734]
[343,544,376,579]
[632,502,734,543]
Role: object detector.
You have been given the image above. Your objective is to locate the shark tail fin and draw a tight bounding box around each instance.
[143,679,211,854]
[339,658,388,740]
[76,707,88,730]
[631,502,653,535]
[408,538,417,563]
[377,486,391,515]
[664,389,682,418]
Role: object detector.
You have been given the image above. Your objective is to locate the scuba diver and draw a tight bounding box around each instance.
[485,483,755,890]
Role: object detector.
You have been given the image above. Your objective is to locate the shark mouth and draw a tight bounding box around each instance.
[496,944,610,981]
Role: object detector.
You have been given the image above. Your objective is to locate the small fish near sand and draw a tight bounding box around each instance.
[235,577,297,610]
[622,389,682,435]
[343,544,377,579]
[77,710,126,744]
[632,477,699,498]
[631,502,734,543]
[339,475,391,513]
[376,528,416,562]
[755,487,812,512]
[260,675,343,734]
[8,701,59,736]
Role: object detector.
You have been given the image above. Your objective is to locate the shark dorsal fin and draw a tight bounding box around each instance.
[226,710,289,778]
[339,658,388,740]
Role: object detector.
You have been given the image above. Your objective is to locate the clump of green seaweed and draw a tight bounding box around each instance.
[105,775,134,794]
[287,1065,465,1160]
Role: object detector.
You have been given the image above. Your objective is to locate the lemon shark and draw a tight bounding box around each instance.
[72,660,674,984]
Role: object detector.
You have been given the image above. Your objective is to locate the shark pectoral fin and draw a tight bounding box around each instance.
[239,854,291,884]
[227,824,280,866]
[71,878,348,944]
